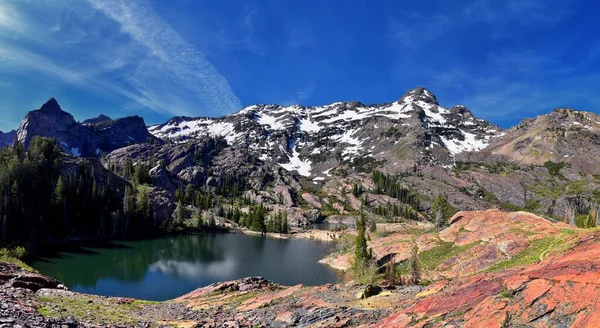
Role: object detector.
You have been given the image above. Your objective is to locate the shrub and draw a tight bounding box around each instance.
[12,246,27,259]
[543,161,566,177]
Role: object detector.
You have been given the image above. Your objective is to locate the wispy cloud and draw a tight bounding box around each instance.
[0,0,241,120]
[88,0,241,115]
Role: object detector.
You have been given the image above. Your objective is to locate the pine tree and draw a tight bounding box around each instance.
[369,219,377,233]
[123,186,136,235]
[208,213,216,228]
[185,184,194,204]
[138,187,152,228]
[354,209,370,276]
[196,210,204,229]
[282,211,288,233]
[407,244,420,285]
[251,205,266,234]
[176,200,184,227]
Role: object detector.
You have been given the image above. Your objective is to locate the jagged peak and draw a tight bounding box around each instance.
[82,114,112,125]
[399,86,439,106]
[38,98,64,114]
[448,105,474,118]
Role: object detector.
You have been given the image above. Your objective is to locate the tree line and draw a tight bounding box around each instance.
[0,137,154,244]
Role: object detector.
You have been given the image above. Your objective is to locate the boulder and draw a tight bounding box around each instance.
[354,284,382,299]
[0,262,66,292]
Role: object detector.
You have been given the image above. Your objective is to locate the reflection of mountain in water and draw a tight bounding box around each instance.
[29,233,339,300]
[149,257,236,279]
[31,234,226,287]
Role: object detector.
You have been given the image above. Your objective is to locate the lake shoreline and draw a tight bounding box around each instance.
[26,231,341,301]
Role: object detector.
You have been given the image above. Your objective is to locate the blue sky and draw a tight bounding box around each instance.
[0,0,598,131]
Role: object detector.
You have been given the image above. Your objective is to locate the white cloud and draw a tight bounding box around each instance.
[88,0,242,115]
[0,0,241,118]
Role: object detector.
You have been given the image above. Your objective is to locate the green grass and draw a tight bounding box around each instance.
[0,255,36,272]
[37,295,155,325]
[484,237,559,272]
[510,227,537,237]
[395,240,481,275]
[418,241,481,270]
[498,288,514,299]
[529,179,589,201]
[0,247,36,272]
[560,228,578,235]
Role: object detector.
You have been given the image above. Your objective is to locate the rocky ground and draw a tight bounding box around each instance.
[3,210,600,327]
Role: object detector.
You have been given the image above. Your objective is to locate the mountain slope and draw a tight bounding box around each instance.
[149,87,501,176]
[0,129,16,148]
[11,209,600,327]
[9,88,600,226]
[16,98,159,156]
[461,108,600,173]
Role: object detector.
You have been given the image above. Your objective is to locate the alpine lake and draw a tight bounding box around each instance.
[28,233,340,301]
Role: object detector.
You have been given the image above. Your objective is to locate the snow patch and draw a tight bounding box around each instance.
[257,113,285,130]
[279,146,312,177]
[299,118,321,133]
[441,131,489,156]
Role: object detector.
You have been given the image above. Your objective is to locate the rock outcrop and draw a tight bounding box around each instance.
[0,129,15,148]
[148,87,501,172]
[82,114,112,125]
[7,210,600,327]
[379,225,600,327]
[460,108,600,173]
[0,262,65,292]
[16,98,158,157]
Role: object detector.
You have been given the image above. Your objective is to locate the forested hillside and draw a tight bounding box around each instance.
[0,137,156,243]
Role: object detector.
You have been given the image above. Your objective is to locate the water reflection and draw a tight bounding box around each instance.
[29,233,339,300]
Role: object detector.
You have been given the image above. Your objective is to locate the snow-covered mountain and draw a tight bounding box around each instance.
[149,87,501,176]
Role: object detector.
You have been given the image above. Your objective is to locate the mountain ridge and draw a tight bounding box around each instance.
[148,86,501,177]
[16,98,159,156]
[6,87,600,226]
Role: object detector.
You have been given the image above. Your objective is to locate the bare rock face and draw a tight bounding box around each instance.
[378,221,600,327]
[0,262,65,292]
[82,114,112,125]
[148,87,501,173]
[146,186,176,225]
[10,88,600,230]
[16,98,159,157]
[17,98,85,150]
[461,108,600,173]
[0,129,16,148]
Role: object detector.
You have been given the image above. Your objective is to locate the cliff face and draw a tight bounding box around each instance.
[460,108,600,173]
[0,129,16,148]
[16,98,87,151]
[149,87,500,172]
[16,98,158,157]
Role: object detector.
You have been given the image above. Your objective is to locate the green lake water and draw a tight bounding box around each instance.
[28,233,340,301]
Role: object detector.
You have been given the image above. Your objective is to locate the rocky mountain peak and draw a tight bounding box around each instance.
[449,105,474,119]
[82,114,112,125]
[399,86,439,106]
[39,98,64,114]
[0,129,16,148]
[16,99,157,155]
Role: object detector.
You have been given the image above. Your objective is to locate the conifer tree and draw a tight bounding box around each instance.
[176,200,184,227]
[354,209,370,276]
